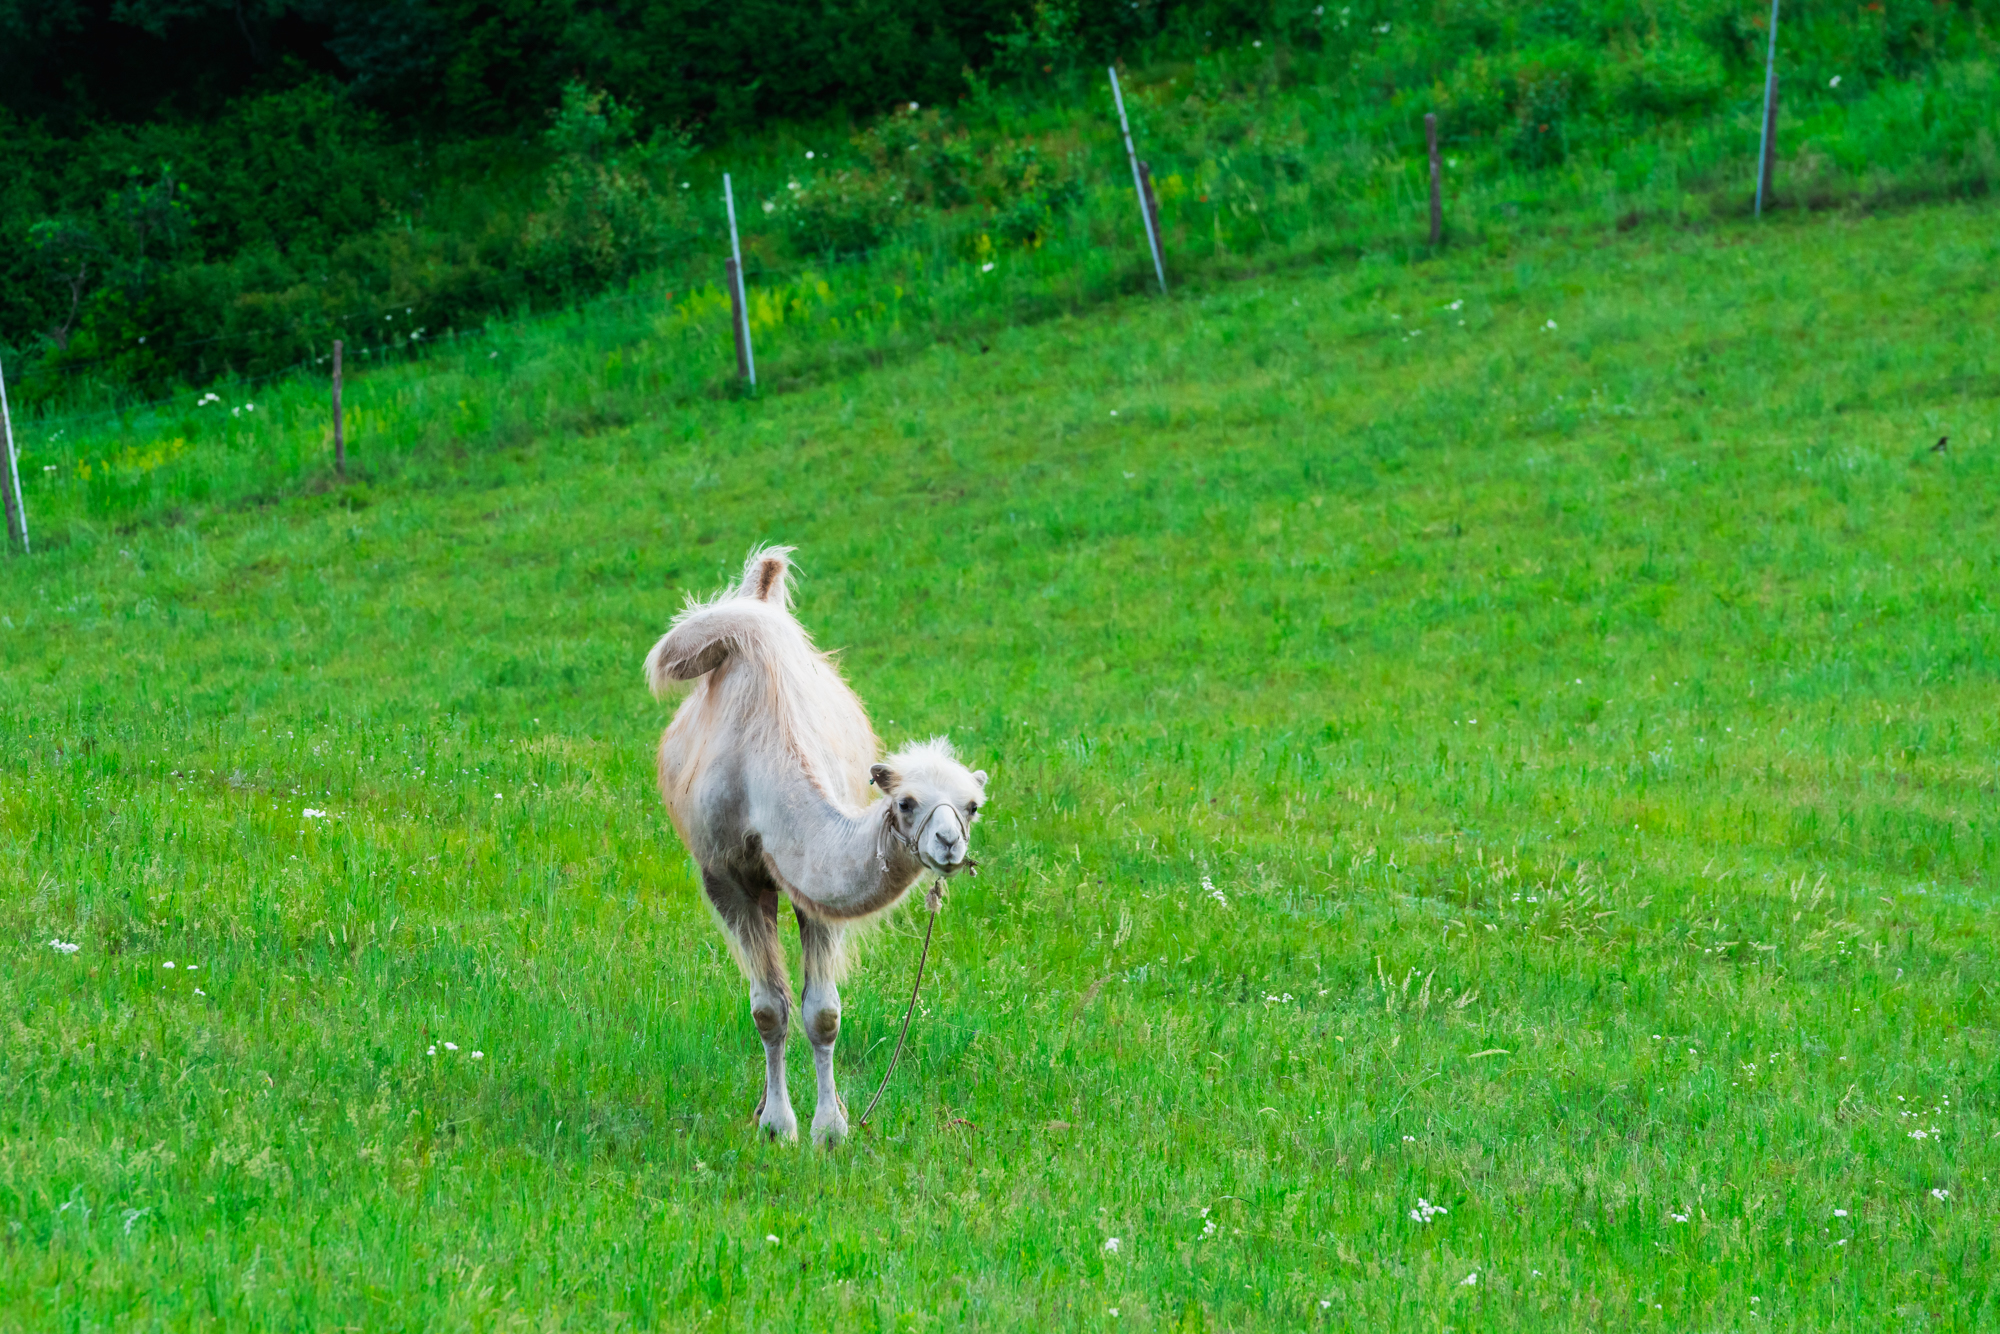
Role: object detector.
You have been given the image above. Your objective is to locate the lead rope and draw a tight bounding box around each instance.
[858,797,976,1131]
[856,874,945,1130]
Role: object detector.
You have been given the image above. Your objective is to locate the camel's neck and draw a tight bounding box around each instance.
[760,780,925,921]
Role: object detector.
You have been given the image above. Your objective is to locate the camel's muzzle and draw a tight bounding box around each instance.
[905,802,975,877]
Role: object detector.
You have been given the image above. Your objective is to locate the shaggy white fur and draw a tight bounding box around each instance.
[645,546,987,1145]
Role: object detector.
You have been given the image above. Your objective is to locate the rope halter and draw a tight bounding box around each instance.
[883,798,979,883]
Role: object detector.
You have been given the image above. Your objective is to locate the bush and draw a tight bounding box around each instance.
[853,108,980,209]
[1605,38,1730,117]
[524,84,695,293]
[773,168,909,260]
[987,146,1083,245]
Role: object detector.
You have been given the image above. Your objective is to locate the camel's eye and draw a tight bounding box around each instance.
[899,796,918,815]
[965,801,979,817]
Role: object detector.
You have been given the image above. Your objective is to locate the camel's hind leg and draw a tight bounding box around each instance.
[797,911,848,1148]
[701,865,797,1142]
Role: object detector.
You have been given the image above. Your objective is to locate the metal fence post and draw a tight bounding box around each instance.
[723,173,757,388]
[1109,67,1168,296]
[0,354,28,555]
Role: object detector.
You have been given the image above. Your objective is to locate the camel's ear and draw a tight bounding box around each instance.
[736,545,796,607]
[972,770,988,789]
[869,764,900,791]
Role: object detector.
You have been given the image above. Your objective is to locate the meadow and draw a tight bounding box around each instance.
[2,197,1997,1329]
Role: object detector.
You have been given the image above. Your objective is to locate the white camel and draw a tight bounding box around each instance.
[644,546,987,1146]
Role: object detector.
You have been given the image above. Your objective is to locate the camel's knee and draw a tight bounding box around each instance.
[807,1003,840,1047]
[750,991,790,1044]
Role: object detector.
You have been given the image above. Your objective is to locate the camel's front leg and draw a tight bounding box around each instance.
[702,868,797,1142]
[749,974,797,1142]
[798,913,848,1148]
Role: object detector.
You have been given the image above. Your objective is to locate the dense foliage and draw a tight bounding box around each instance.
[0,0,1038,131]
[1,0,1995,407]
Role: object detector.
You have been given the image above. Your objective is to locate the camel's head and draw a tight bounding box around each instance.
[871,738,987,875]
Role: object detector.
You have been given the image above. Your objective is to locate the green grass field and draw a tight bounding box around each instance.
[4,199,1997,1330]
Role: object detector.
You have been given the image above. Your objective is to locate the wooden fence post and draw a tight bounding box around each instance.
[1426,113,1444,246]
[723,173,757,389]
[331,339,345,477]
[0,352,27,555]
[725,258,751,384]
[1109,66,1168,295]
[1755,0,1782,216]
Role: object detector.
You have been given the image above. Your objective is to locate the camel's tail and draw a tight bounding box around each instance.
[643,545,798,696]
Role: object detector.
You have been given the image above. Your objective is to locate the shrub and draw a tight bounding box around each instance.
[854,107,980,209]
[1604,39,1730,118]
[773,168,908,260]
[987,145,1083,245]
[524,84,694,293]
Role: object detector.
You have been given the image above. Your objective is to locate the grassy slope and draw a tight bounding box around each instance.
[18,41,2000,426]
[3,201,1997,1330]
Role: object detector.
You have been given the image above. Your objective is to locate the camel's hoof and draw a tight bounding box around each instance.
[759,1104,799,1143]
[812,1105,849,1149]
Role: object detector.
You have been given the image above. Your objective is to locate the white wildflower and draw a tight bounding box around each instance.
[1930,1188,1950,1201]
[162,961,175,969]
[1833,1209,1847,1217]
[444,1042,458,1051]
[470,1051,484,1060]
[1545,319,1558,330]
[1409,1198,1448,1223]
[1829,75,1841,87]
[49,939,80,954]
[766,1234,780,1244]
[302,808,327,819]
[1460,1272,1478,1287]
[1104,1237,1121,1252]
